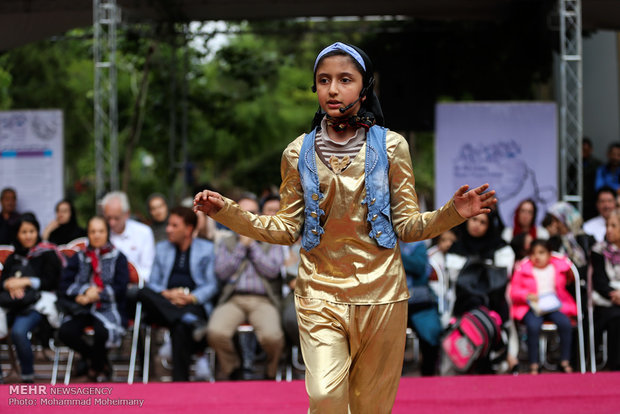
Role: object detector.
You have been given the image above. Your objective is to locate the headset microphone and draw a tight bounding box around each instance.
[339,96,361,114]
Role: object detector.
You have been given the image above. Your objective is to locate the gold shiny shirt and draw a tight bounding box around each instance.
[213,130,465,304]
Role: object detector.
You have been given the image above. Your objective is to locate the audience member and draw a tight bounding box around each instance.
[101,191,155,281]
[543,201,591,271]
[0,187,20,245]
[590,208,620,371]
[510,232,533,263]
[582,137,603,221]
[42,199,86,245]
[427,230,457,273]
[501,199,549,244]
[147,193,169,243]
[57,216,129,382]
[583,186,617,243]
[447,214,515,303]
[595,142,620,192]
[205,194,285,381]
[0,213,62,383]
[137,206,217,381]
[509,239,576,374]
[401,240,441,376]
[281,239,301,350]
[446,213,515,373]
[427,230,457,326]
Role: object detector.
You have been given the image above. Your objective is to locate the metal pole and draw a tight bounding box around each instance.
[558,0,583,212]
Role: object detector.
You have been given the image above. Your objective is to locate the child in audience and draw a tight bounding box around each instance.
[509,239,577,374]
[427,230,457,271]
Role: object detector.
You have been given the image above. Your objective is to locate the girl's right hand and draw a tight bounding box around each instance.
[9,287,25,300]
[193,190,225,216]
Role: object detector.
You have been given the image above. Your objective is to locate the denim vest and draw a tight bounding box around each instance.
[297,125,397,251]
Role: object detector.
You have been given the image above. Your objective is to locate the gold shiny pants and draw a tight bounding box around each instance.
[295,296,408,414]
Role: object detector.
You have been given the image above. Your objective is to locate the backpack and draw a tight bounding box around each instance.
[441,306,502,373]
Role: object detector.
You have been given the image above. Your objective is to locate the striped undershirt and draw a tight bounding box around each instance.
[315,117,366,172]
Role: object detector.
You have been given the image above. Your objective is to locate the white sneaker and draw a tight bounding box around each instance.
[194,355,212,381]
[157,339,172,360]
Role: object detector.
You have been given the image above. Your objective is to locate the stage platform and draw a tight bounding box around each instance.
[2,372,619,413]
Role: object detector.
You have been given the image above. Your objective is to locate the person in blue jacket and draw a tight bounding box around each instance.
[137,206,218,381]
[401,240,442,376]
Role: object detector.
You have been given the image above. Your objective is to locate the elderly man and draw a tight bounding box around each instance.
[137,206,218,381]
[101,191,155,281]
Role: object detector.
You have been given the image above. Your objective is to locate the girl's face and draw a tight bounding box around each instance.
[148,197,168,222]
[18,222,38,249]
[530,244,551,268]
[315,55,366,120]
[545,216,561,236]
[606,214,620,245]
[467,214,489,238]
[517,201,535,228]
[438,231,457,253]
[88,218,108,249]
[56,202,72,225]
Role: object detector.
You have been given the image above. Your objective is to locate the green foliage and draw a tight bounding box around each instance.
[0,15,554,221]
[0,66,12,109]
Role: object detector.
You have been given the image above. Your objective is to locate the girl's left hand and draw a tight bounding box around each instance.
[453,183,497,219]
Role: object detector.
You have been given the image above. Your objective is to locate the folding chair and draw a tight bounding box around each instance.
[585,262,612,373]
[127,261,145,383]
[57,237,88,258]
[0,245,15,276]
[429,258,451,327]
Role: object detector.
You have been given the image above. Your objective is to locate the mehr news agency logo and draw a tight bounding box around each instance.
[7,384,145,407]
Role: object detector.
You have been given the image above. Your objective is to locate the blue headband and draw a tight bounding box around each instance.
[313,42,366,72]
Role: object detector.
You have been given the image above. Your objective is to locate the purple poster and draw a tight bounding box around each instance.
[435,102,558,228]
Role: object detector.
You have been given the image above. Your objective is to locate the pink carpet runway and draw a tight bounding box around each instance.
[2,373,619,413]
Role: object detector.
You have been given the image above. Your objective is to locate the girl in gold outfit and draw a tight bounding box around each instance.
[194,42,496,413]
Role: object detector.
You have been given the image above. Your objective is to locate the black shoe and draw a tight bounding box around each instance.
[229,367,254,381]
[74,358,89,377]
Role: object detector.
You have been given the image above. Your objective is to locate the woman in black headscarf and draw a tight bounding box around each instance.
[445,212,516,374]
[448,212,514,319]
[43,199,86,245]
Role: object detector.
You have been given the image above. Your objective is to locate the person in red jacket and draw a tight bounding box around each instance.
[510,239,577,374]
